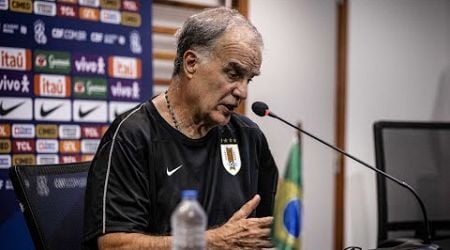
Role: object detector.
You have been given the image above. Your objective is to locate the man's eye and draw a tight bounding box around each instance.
[228,71,240,80]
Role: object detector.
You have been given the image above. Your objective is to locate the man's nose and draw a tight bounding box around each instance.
[232,79,248,100]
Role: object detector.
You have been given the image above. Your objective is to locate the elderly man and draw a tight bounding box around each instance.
[83,7,278,249]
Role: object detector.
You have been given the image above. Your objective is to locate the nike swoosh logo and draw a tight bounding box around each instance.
[166,165,183,176]
[0,101,25,116]
[40,104,63,117]
[79,106,99,118]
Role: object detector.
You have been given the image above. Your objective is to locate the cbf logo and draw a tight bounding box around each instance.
[34,19,47,44]
[220,138,241,175]
[129,30,142,54]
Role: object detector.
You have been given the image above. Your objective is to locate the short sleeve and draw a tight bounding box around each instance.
[83,137,150,247]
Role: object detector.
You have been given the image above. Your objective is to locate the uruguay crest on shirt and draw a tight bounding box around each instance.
[220,138,241,175]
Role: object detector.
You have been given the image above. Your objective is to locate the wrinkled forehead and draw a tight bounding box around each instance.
[212,27,263,76]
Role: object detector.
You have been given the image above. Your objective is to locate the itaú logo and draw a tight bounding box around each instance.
[34,74,71,97]
[108,56,141,79]
[0,47,31,71]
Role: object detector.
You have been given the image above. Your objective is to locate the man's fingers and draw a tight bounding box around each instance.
[246,216,273,228]
[229,194,261,221]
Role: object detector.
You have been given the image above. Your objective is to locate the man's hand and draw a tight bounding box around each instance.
[206,194,274,249]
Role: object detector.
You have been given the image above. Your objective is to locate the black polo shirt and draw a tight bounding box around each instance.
[83,100,278,247]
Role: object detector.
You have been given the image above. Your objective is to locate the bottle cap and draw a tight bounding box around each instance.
[181,189,197,199]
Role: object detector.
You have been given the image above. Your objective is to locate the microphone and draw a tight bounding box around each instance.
[251,101,438,249]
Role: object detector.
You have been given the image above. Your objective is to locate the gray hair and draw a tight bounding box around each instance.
[172,7,263,76]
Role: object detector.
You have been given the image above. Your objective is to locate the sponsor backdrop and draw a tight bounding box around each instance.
[0,0,152,248]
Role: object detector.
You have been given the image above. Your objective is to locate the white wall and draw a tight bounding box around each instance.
[248,1,336,249]
[346,0,450,249]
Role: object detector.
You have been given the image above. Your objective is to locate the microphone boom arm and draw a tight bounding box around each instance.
[267,111,432,244]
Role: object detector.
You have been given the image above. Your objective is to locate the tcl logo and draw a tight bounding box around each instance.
[57,4,78,18]
[12,140,35,153]
[34,74,71,97]
[60,155,80,163]
[81,126,101,138]
[0,47,32,71]
[108,56,141,79]
[122,0,138,11]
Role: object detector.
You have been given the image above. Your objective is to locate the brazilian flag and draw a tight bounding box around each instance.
[272,141,302,250]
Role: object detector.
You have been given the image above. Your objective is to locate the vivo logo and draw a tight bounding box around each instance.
[0,72,31,95]
[109,80,140,100]
[73,54,106,75]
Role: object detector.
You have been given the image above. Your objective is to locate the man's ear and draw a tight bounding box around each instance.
[182,50,198,79]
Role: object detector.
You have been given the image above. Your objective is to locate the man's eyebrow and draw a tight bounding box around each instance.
[227,62,260,76]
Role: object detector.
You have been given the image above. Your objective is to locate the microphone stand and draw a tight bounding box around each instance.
[264,111,439,250]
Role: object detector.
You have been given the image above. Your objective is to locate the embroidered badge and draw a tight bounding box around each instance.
[220,138,241,175]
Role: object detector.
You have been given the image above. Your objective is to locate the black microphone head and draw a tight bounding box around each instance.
[252,101,269,116]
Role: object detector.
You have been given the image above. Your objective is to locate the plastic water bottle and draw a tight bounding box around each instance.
[171,190,207,250]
